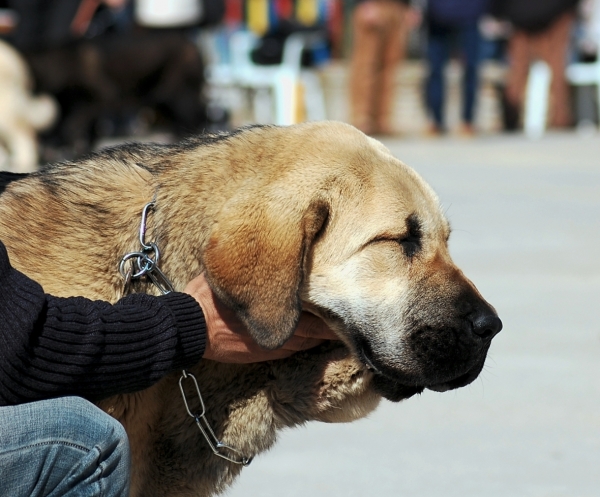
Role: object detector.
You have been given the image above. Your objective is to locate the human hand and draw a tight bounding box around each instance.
[183,273,338,363]
[103,0,128,8]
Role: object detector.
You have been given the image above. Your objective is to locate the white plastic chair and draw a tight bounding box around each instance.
[205,30,326,125]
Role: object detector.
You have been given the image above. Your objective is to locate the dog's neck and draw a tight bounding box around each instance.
[136,166,227,295]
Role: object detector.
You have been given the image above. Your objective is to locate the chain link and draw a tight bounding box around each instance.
[179,371,253,466]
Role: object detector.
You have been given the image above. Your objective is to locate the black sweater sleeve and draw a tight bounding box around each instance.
[0,241,206,406]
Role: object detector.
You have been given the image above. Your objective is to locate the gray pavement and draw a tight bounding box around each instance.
[225,131,600,497]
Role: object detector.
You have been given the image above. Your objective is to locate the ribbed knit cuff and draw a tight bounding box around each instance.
[158,292,207,367]
[0,241,45,312]
[0,241,12,282]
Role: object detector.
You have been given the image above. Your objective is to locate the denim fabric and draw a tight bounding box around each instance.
[425,20,483,127]
[0,397,130,496]
[427,0,490,26]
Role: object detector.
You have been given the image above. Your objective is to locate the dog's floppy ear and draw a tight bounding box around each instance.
[202,193,329,350]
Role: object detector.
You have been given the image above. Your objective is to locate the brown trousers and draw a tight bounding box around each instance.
[349,0,408,134]
[505,10,575,128]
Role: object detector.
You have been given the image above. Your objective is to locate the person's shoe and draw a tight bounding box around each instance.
[424,123,443,138]
[455,123,476,138]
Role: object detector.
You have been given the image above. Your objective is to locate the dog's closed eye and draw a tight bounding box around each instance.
[397,234,420,258]
[397,213,422,259]
[370,213,422,259]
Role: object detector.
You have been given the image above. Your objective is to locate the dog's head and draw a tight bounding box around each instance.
[201,122,501,404]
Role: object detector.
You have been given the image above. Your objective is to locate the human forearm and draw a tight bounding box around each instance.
[0,241,206,405]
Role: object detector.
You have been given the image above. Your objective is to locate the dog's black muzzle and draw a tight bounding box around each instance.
[359,289,502,403]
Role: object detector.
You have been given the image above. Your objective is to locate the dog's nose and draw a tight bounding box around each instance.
[471,313,502,341]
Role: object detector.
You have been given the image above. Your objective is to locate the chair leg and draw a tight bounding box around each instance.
[524,60,552,138]
[273,69,298,125]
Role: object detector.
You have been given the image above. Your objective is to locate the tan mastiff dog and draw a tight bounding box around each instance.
[0,121,501,496]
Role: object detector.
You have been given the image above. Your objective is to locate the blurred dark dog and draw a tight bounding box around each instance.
[26,29,210,161]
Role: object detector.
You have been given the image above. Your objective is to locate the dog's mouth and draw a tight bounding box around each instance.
[310,310,489,403]
[356,347,422,402]
[357,345,486,403]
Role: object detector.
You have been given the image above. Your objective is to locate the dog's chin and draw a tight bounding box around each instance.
[425,359,485,392]
[370,358,485,401]
[363,347,487,401]
[371,365,482,402]
[371,374,424,402]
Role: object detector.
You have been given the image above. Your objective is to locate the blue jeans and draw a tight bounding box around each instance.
[425,20,483,128]
[0,397,130,496]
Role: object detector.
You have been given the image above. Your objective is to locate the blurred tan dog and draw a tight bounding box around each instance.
[0,122,501,496]
[0,40,57,172]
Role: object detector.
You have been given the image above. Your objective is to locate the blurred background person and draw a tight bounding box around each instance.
[348,0,420,136]
[424,0,490,137]
[490,0,581,129]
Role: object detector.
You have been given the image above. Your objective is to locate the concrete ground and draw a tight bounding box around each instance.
[225,131,600,497]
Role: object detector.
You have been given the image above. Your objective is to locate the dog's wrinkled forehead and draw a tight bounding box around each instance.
[327,146,450,250]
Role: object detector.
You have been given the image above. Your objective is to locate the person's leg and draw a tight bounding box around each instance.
[349,1,386,134]
[374,1,408,135]
[0,396,130,497]
[425,21,451,131]
[459,22,483,128]
[537,10,575,127]
[504,29,532,126]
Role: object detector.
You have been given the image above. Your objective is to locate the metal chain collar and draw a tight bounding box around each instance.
[119,201,252,467]
[119,201,175,294]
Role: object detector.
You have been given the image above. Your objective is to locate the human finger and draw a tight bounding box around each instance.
[293,312,339,341]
